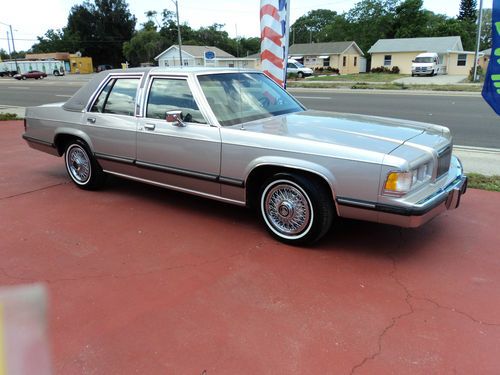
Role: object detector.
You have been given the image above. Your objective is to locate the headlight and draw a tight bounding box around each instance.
[384,163,432,196]
[384,172,413,195]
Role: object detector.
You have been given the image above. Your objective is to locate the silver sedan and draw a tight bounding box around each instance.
[23,67,467,245]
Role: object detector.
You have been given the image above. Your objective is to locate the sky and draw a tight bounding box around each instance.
[0,0,494,52]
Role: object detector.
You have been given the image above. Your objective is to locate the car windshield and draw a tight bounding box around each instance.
[415,57,434,63]
[197,72,304,126]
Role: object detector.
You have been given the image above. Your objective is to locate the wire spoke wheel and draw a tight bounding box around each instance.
[259,174,334,245]
[265,183,311,236]
[67,145,91,183]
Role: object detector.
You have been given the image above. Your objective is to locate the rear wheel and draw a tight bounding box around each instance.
[53,70,60,76]
[259,173,333,245]
[64,140,106,190]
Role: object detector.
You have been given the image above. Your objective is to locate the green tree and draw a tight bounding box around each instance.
[123,21,165,66]
[345,0,398,53]
[392,0,428,38]
[67,0,136,66]
[31,29,79,53]
[290,9,339,44]
[480,8,492,50]
[458,0,478,22]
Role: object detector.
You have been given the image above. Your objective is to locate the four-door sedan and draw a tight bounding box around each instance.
[14,70,47,80]
[22,67,467,245]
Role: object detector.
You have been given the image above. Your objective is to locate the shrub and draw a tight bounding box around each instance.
[391,66,400,74]
[468,66,484,82]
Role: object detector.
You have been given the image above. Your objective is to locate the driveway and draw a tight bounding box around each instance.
[2,121,500,374]
[394,75,468,85]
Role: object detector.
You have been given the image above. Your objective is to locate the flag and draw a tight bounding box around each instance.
[482,0,500,115]
[260,0,290,88]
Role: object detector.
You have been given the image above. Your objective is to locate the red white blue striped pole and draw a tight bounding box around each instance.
[260,0,290,88]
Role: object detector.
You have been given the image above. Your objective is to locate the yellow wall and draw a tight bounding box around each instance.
[302,51,362,73]
[69,57,93,74]
[446,53,474,75]
[371,52,420,74]
[339,54,360,74]
[479,55,490,71]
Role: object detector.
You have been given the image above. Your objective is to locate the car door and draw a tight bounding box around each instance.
[83,75,141,172]
[136,76,222,197]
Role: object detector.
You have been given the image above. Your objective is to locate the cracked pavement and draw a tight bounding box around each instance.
[2,121,500,374]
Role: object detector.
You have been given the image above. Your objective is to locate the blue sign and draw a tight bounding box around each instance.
[482,0,500,116]
[204,51,216,60]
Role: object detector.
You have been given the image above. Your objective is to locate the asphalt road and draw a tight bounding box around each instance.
[1,76,499,148]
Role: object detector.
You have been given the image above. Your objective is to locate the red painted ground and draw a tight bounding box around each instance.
[2,121,500,374]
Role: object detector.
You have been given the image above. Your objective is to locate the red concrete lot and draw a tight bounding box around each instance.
[1,121,500,374]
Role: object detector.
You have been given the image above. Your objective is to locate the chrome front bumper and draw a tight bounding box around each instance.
[376,174,468,228]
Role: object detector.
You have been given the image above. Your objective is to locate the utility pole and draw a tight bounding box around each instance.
[6,31,12,59]
[0,21,19,72]
[172,0,183,67]
[473,0,484,82]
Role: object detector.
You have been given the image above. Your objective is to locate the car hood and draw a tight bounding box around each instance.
[237,110,445,155]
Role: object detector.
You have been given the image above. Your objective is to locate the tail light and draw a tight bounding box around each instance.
[24,118,27,131]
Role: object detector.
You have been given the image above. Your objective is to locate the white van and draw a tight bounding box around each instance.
[411,53,443,76]
[287,59,314,78]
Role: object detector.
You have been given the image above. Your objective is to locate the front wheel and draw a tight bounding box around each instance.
[64,140,106,190]
[259,173,334,245]
[297,71,304,79]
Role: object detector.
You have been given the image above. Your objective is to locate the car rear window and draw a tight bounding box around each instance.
[91,78,139,116]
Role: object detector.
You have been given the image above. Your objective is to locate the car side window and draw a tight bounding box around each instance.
[146,78,206,124]
[91,78,139,116]
[90,80,113,113]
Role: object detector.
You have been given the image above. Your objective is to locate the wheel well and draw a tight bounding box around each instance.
[245,165,335,210]
[54,134,81,156]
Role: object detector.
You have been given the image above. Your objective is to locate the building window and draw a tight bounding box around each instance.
[343,56,347,67]
[384,55,392,66]
[323,58,330,67]
[354,57,357,67]
[457,54,467,66]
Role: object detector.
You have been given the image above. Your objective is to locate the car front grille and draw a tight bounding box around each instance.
[437,145,452,178]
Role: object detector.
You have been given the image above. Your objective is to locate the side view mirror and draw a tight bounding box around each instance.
[412,60,416,63]
[166,110,186,127]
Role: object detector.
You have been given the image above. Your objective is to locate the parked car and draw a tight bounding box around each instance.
[287,59,314,78]
[96,64,113,72]
[22,67,467,245]
[0,70,18,77]
[14,71,47,80]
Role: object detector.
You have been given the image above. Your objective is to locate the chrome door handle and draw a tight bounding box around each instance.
[144,123,156,130]
[87,117,96,124]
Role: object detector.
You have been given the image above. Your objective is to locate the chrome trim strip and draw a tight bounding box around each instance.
[103,170,246,206]
[22,134,54,148]
[135,160,219,181]
[95,152,134,164]
[336,197,376,209]
[95,152,245,187]
[219,176,245,187]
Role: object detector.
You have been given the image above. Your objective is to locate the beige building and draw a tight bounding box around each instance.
[155,45,257,69]
[288,42,365,74]
[368,36,475,75]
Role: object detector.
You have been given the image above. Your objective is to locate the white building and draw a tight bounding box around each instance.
[155,45,257,69]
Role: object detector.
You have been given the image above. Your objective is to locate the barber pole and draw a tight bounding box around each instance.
[260,0,290,88]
